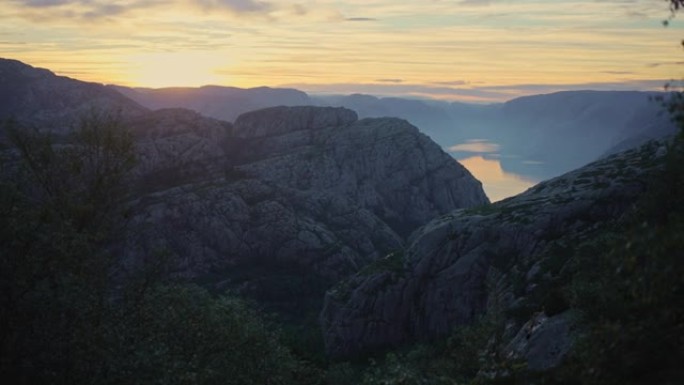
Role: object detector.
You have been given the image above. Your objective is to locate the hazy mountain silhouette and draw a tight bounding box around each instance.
[112,85,311,122]
[0,58,146,133]
[108,81,677,183]
[316,91,677,181]
[478,90,676,178]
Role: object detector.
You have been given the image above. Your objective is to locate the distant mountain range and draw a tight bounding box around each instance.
[112,85,310,122]
[113,83,677,182]
[4,56,676,191]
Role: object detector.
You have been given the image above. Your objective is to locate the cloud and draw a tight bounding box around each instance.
[193,0,272,13]
[459,0,492,6]
[21,0,71,6]
[603,71,635,75]
[345,17,376,22]
[10,0,164,20]
[10,0,274,21]
[480,80,671,93]
[82,3,127,18]
[4,0,678,96]
[449,140,500,153]
[646,61,684,68]
[282,82,507,102]
[283,78,673,104]
[433,80,469,86]
[471,80,672,99]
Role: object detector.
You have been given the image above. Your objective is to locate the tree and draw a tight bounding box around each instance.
[0,111,136,383]
[0,113,320,384]
[668,0,684,12]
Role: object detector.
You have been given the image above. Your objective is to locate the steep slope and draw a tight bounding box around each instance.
[1,59,488,318]
[127,108,231,187]
[232,106,486,236]
[124,106,489,289]
[0,58,146,132]
[114,85,311,122]
[468,91,676,179]
[321,139,666,358]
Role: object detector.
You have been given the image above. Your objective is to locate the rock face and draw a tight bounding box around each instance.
[0,59,489,321]
[233,106,358,138]
[0,60,489,315]
[125,106,489,286]
[501,311,574,372]
[127,108,231,186]
[320,140,665,358]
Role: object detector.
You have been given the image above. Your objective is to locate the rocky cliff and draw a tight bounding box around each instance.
[321,139,666,358]
[124,106,489,293]
[0,59,490,320]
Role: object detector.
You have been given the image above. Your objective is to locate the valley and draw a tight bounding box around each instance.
[1,58,682,385]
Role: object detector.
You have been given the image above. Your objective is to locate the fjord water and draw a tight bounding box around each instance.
[450,139,540,202]
[457,155,537,202]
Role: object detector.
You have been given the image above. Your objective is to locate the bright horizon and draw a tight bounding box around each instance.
[2,0,683,102]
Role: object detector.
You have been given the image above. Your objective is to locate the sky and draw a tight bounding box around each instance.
[2,0,683,102]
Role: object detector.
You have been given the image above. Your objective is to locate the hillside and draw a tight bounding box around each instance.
[1,58,681,384]
[322,139,669,358]
[323,134,684,384]
[0,58,146,133]
[490,90,675,177]
[0,58,488,321]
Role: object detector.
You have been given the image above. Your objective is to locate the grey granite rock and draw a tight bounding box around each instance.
[502,311,574,372]
[321,141,665,358]
[121,106,487,304]
[233,106,358,138]
[0,59,491,335]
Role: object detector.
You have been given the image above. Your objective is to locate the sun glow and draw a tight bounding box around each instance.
[126,52,229,88]
[1,0,681,100]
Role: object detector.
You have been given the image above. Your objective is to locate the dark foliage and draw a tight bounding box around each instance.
[0,113,320,384]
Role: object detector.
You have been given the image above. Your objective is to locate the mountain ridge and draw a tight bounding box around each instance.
[109,74,677,185]
[0,58,147,132]
[321,138,668,358]
[0,58,488,320]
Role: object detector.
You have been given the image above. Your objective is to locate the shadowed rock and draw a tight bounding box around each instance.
[321,141,665,358]
[233,106,358,138]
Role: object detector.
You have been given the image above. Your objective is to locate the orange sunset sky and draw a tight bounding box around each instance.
[1,0,683,102]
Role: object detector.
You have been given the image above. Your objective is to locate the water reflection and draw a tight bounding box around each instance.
[457,156,538,202]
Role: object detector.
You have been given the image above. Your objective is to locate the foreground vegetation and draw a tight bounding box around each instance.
[0,114,321,384]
